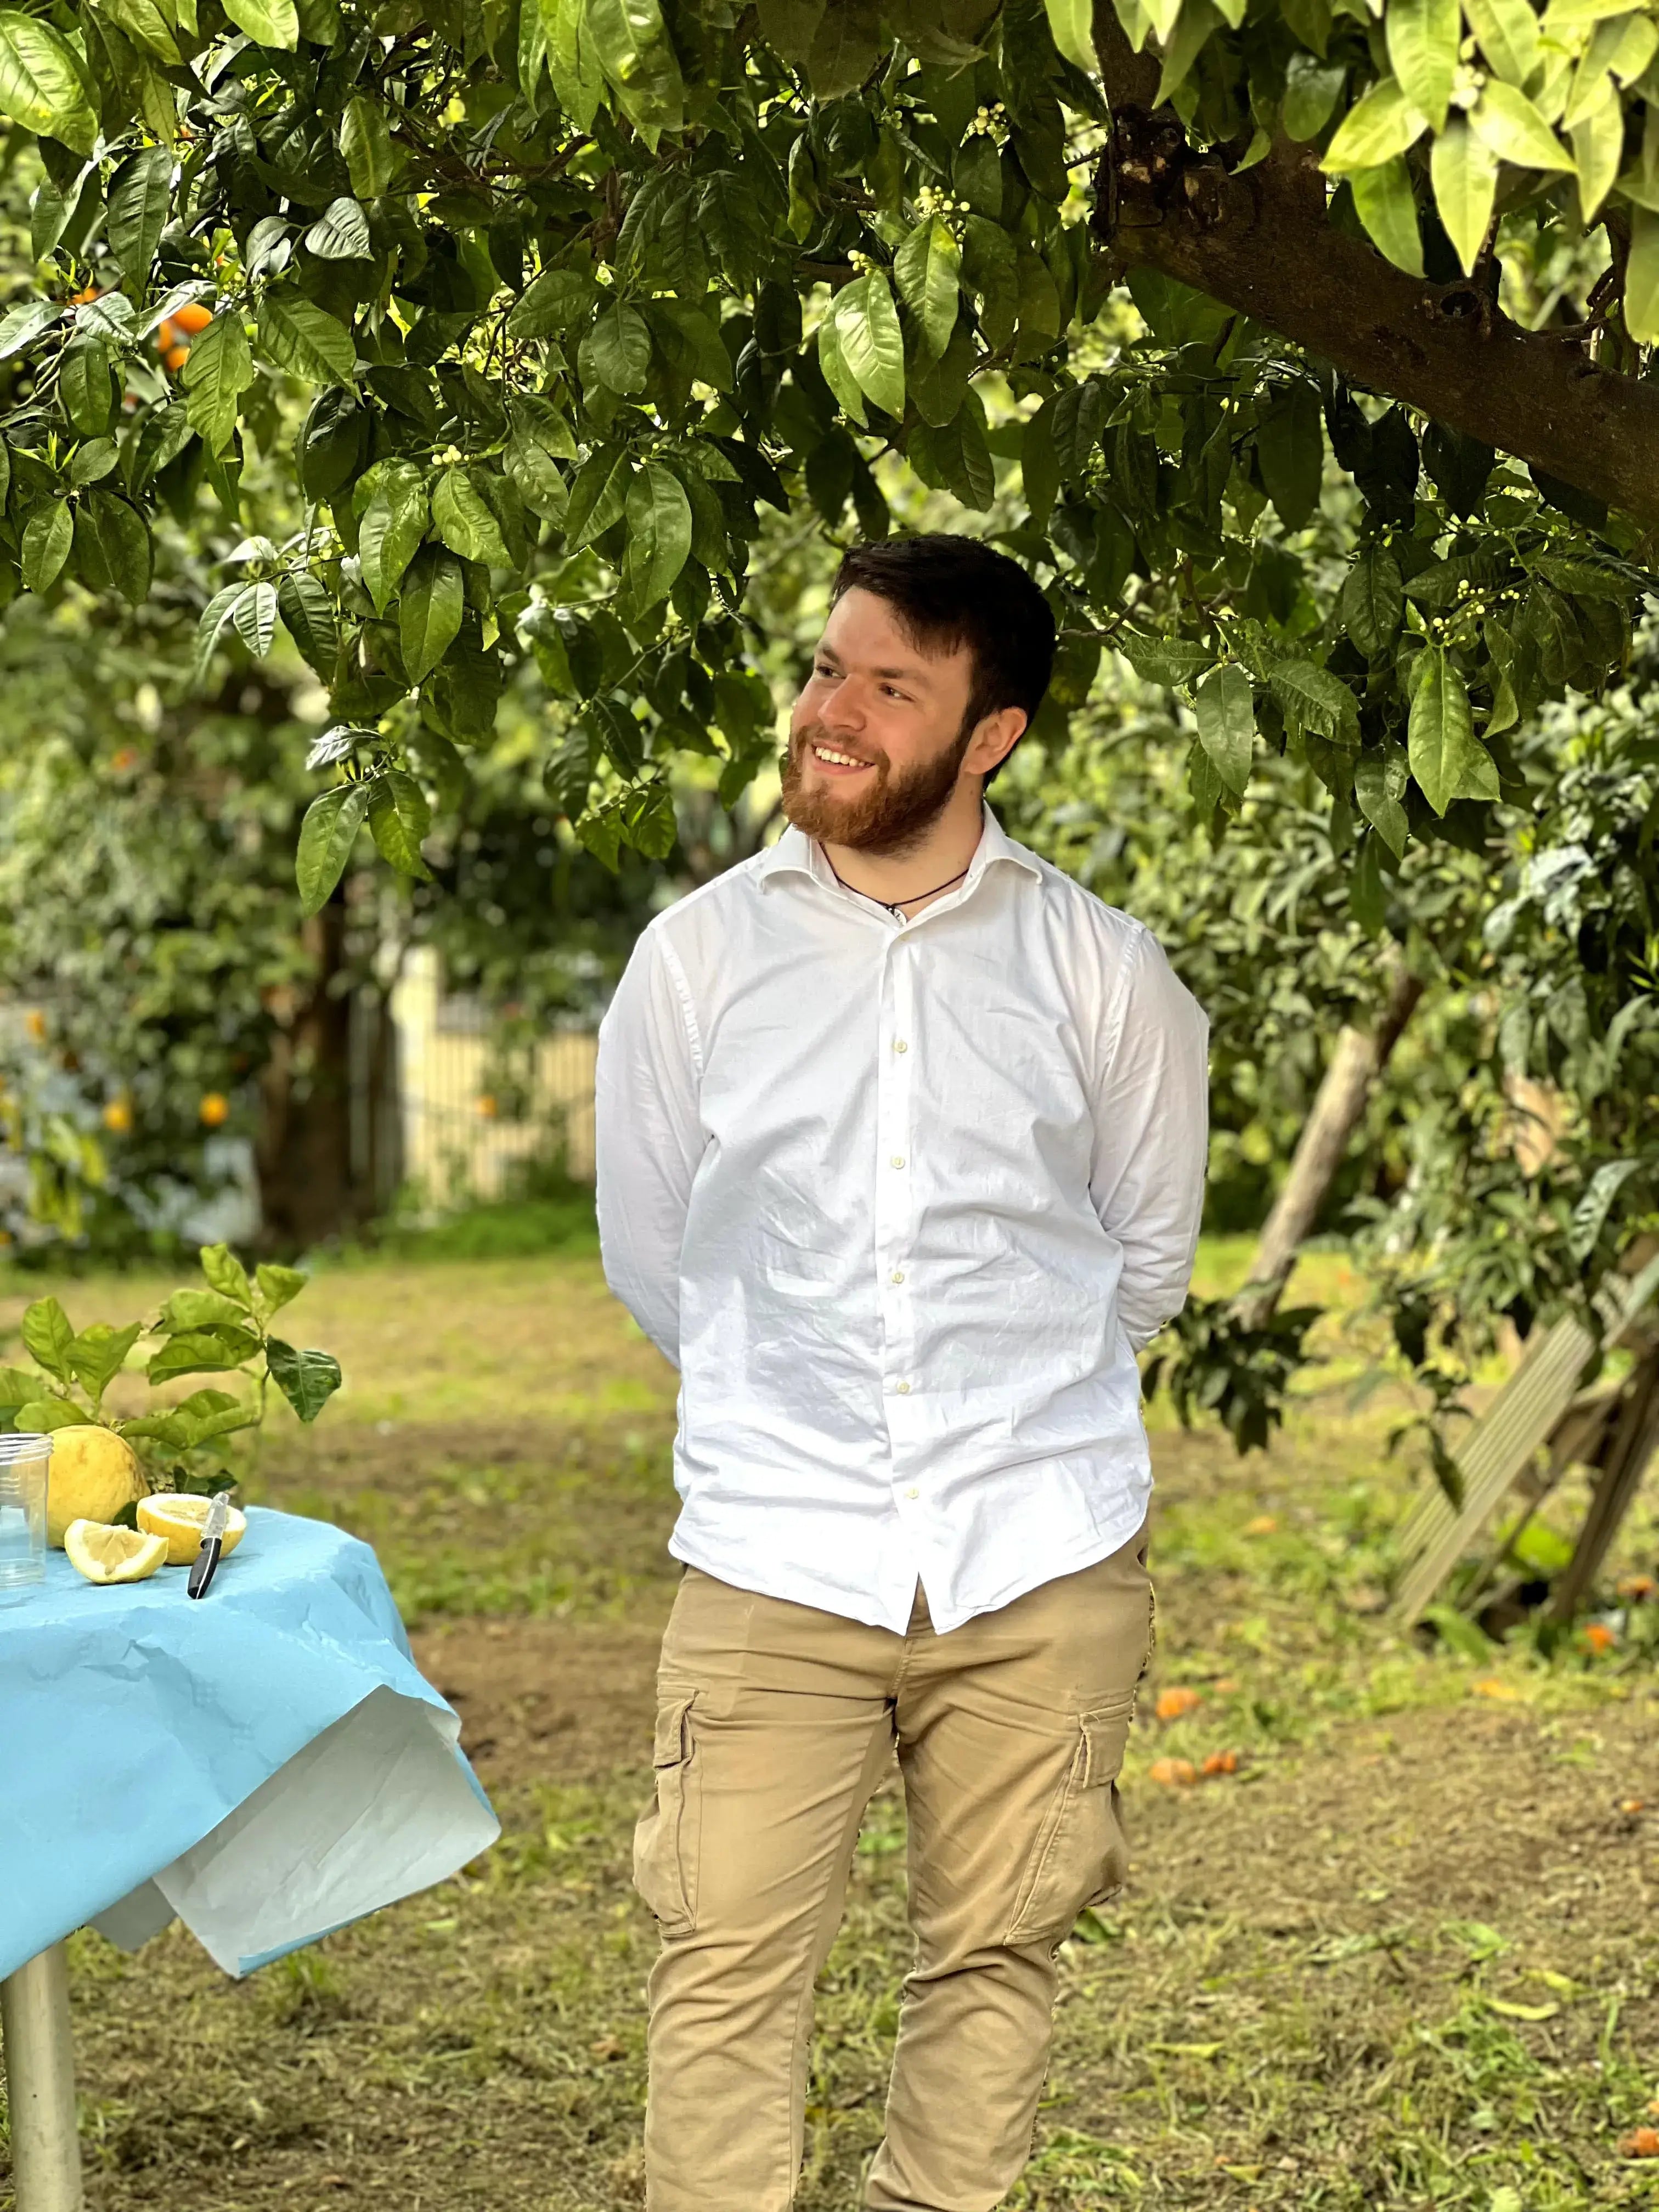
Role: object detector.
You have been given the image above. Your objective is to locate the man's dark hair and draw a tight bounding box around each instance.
[831,534,1056,782]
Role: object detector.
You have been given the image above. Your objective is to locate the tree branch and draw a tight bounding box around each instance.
[1089,8,1659,532]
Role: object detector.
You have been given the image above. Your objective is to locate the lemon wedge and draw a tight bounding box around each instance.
[64,1519,169,1584]
[136,1492,247,1566]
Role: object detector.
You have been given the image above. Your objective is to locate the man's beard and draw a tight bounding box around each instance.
[779,721,974,856]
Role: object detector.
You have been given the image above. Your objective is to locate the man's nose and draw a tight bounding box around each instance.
[819,676,865,732]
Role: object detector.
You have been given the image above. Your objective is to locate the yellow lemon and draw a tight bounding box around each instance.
[44,1426,148,1548]
[64,1520,168,1584]
[137,1491,247,1566]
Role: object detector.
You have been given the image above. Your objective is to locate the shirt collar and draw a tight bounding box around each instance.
[756,808,1041,901]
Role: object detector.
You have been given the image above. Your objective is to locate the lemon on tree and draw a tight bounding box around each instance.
[64,1520,168,1584]
[137,1491,247,1566]
[44,1425,147,1548]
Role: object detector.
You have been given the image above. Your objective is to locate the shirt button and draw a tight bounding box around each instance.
[890,1154,905,1169]
[890,1269,905,1285]
[895,1380,911,1395]
[904,1486,919,1500]
[894,1039,909,1054]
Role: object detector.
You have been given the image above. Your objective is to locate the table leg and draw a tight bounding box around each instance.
[1,1942,84,2212]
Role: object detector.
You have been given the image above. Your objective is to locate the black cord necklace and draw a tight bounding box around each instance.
[821,847,970,917]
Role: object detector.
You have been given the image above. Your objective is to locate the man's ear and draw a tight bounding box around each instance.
[964,706,1028,778]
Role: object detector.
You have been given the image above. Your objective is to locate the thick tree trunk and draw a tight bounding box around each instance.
[1088,9,1659,525]
[1233,959,1425,1327]
[255,902,364,1256]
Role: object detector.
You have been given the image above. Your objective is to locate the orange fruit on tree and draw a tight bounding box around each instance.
[1584,1622,1618,1655]
[101,1098,133,1135]
[155,316,178,351]
[172,301,213,334]
[163,342,191,371]
[199,1092,229,1127]
[1155,1686,1202,1722]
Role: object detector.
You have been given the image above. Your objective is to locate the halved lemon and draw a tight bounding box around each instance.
[136,1492,247,1566]
[64,1519,168,1584]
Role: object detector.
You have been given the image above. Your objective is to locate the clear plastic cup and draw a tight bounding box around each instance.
[0,1432,52,1600]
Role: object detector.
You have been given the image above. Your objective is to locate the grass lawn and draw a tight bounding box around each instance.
[4,1243,1659,2211]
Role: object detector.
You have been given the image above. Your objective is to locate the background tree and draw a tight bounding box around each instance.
[0,0,1649,1397]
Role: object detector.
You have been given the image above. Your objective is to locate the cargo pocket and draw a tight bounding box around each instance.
[1006,1696,1135,1946]
[633,1692,698,1938]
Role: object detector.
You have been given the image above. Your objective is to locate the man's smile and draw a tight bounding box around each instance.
[808,742,876,776]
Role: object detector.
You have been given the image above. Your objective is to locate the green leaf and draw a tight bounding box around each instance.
[266,1338,343,1423]
[1385,0,1458,132]
[0,13,97,154]
[816,295,867,425]
[506,264,594,340]
[894,218,962,362]
[200,1244,253,1308]
[305,196,371,261]
[221,0,298,46]
[1255,385,1324,529]
[399,546,464,681]
[1350,156,1425,275]
[1355,744,1410,856]
[805,0,879,96]
[69,1322,143,1404]
[1469,82,1572,170]
[1340,542,1404,656]
[1154,0,1223,108]
[106,145,173,284]
[565,444,634,548]
[358,461,428,613]
[20,500,72,594]
[584,0,684,143]
[1407,646,1498,813]
[182,311,254,455]
[1282,50,1346,140]
[296,782,369,915]
[341,93,399,199]
[1194,662,1254,796]
[367,768,434,879]
[159,1289,249,1332]
[148,1325,263,1384]
[543,0,605,131]
[1571,89,1622,223]
[21,1296,74,1383]
[1626,207,1659,344]
[74,490,151,605]
[1115,629,1218,685]
[1269,658,1360,745]
[1043,0,1096,69]
[231,579,278,658]
[255,1262,308,1315]
[257,290,357,386]
[0,298,60,362]
[910,399,996,510]
[1431,116,1499,276]
[59,335,108,435]
[833,269,905,421]
[0,1365,43,1407]
[1464,0,1539,83]
[431,467,512,566]
[1321,78,1429,172]
[15,1398,85,1434]
[579,300,652,395]
[99,0,179,61]
[622,461,692,609]
[278,571,338,674]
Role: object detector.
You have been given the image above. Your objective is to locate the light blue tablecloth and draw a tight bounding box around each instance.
[0,1506,499,1980]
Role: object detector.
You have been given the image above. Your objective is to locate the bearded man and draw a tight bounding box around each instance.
[595,533,1210,2212]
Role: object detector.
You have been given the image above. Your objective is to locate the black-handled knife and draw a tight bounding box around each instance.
[187,1491,230,1599]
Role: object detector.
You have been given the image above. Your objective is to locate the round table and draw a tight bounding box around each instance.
[0,1506,499,2211]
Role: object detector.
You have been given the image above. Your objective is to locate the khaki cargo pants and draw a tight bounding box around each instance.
[632,1527,1154,2211]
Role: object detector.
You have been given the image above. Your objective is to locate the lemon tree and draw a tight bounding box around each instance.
[0,1239,342,1500]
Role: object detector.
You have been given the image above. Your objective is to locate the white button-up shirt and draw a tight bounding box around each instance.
[594,809,1209,1634]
